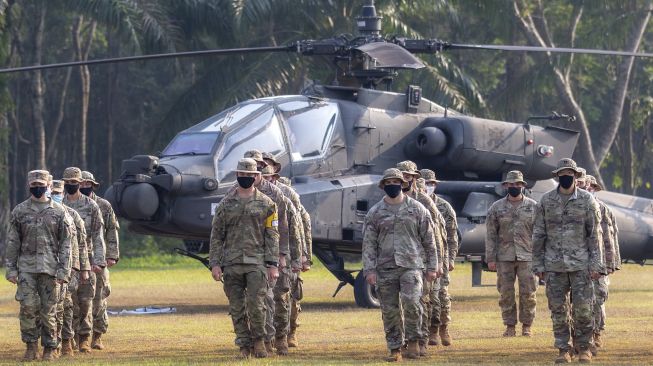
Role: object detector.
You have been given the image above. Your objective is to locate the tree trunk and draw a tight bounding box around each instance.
[106,30,119,183]
[622,98,634,195]
[72,17,96,169]
[30,2,47,170]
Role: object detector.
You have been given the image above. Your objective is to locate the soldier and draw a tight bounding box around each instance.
[485,170,538,337]
[396,161,446,355]
[62,167,106,353]
[262,152,312,348]
[209,158,280,359]
[586,175,618,353]
[419,168,459,346]
[81,171,120,350]
[51,180,90,357]
[576,168,587,190]
[363,168,439,362]
[5,170,73,361]
[532,158,605,364]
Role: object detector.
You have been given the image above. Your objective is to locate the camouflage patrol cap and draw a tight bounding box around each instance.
[63,167,83,183]
[378,168,409,189]
[51,180,64,193]
[576,167,587,182]
[502,170,526,184]
[243,149,265,164]
[261,165,279,178]
[551,158,582,177]
[396,160,420,176]
[262,152,282,172]
[419,169,440,183]
[235,158,260,174]
[27,170,49,184]
[48,174,53,183]
[416,178,426,192]
[82,171,99,186]
[278,177,292,186]
[586,175,603,191]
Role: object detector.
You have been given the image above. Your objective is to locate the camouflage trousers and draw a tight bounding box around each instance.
[70,270,96,337]
[272,266,293,339]
[55,280,71,343]
[496,261,537,326]
[593,276,609,332]
[223,264,268,348]
[289,272,303,334]
[546,271,594,351]
[430,277,450,327]
[15,272,60,347]
[377,267,423,351]
[93,267,111,334]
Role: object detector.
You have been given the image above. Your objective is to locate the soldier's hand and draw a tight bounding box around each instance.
[7,276,17,284]
[536,272,546,281]
[449,262,455,271]
[56,279,65,285]
[302,262,311,272]
[267,266,279,282]
[278,255,287,268]
[488,262,497,271]
[81,271,90,281]
[107,259,117,268]
[590,271,601,280]
[291,265,301,273]
[366,273,377,286]
[426,270,438,282]
[92,265,103,274]
[211,267,223,282]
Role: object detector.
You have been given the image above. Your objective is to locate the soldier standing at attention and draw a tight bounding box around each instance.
[532,158,605,364]
[209,158,280,359]
[485,170,538,337]
[5,170,73,361]
[80,171,120,351]
[419,168,459,347]
[62,167,106,353]
[363,168,438,362]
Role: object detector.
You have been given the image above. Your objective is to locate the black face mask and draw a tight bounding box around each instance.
[65,183,80,195]
[558,175,575,189]
[384,184,402,198]
[507,187,523,197]
[30,186,47,199]
[237,176,256,189]
[80,187,94,196]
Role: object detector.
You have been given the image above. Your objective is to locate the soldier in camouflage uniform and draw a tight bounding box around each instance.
[62,167,107,353]
[485,170,538,337]
[209,158,280,359]
[586,175,619,353]
[51,180,91,357]
[262,152,312,349]
[363,168,439,362]
[81,171,120,350]
[5,170,73,361]
[397,161,445,356]
[576,168,587,190]
[419,168,459,347]
[532,158,605,364]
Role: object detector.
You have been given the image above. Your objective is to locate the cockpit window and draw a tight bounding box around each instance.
[217,108,285,181]
[200,103,265,132]
[278,101,338,161]
[162,132,218,156]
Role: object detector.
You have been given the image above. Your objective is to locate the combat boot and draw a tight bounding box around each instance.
[92,332,105,350]
[589,343,598,357]
[275,335,289,356]
[42,347,57,361]
[404,340,419,359]
[554,349,572,364]
[578,347,592,363]
[61,339,74,357]
[593,332,602,348]
[385,349,402,362]
[264,340,274,354]
[23,342,38,361]
[287,331,298,347]
[253,338,268,358]
[78,334,92,353]
[428,326,439,345]
[439,325,452,346]
[238,346,250,359]
[503,325,516,337]
[73,334,79,351]
[522,324,532,337]
[418,341,428,357]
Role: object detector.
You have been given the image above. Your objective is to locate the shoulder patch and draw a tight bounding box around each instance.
[265,211,279,228]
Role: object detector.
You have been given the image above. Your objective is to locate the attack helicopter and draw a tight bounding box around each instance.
[3,0,653,308]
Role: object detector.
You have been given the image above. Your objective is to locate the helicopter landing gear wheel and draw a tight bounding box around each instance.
[354,270,380,308]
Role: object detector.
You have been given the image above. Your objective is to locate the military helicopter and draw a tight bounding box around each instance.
[4,0,653,308]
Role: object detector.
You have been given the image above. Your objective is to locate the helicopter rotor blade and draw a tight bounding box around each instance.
[447,43,653,58]
[0,45,292,74]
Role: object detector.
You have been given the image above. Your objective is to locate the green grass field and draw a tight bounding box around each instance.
[1,258,652,365]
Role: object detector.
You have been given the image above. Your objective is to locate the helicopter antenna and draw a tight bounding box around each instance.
[356,0,382,38]
[526,111,576,125]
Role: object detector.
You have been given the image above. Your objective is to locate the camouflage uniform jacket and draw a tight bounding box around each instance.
[91,192,120,261]
[532,188,605,274]
[5,198,73,281]
[362,196,438,276]
[209,189,280,268]
[485,196,538,262]
[407,190,446,268]
[596,198,617,271]
[62,204,90,272]
[278,181,312,259]
[64,194,107,267]
[431,193,459,264]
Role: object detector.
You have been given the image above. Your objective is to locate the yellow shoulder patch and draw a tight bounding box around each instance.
[265,211,279,228]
